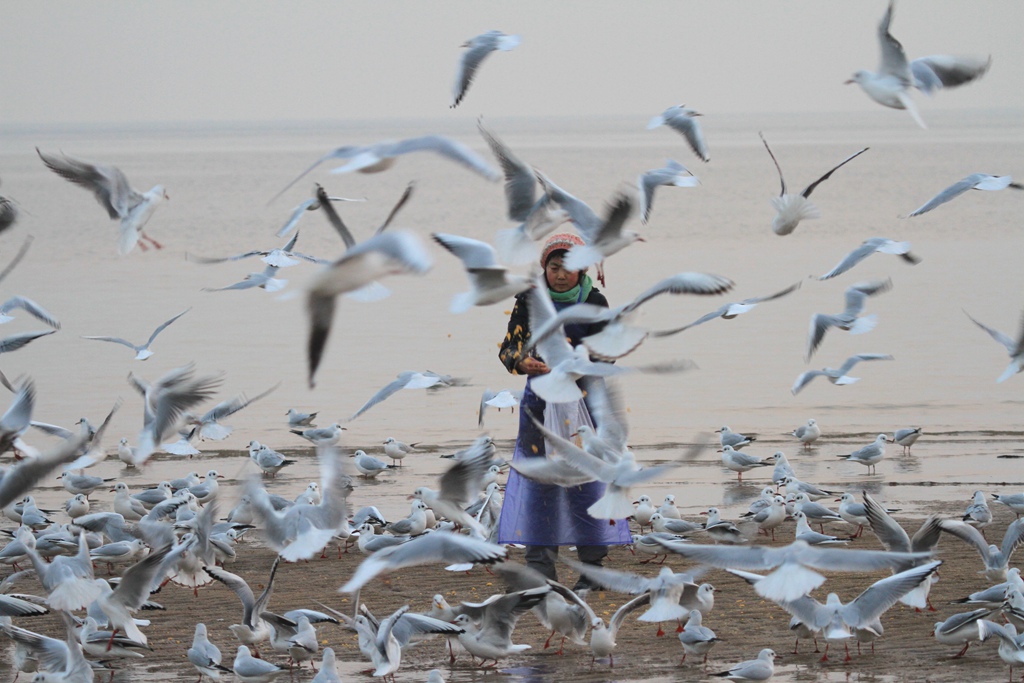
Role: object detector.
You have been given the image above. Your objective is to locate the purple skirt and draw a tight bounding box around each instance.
[496,381,632,547]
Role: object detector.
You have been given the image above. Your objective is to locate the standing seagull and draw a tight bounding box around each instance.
[891,427,922,454]
[759,133,868,235]
[37,148,169,254]
[845,1,991,129]
[647,105,710,162]
[637,159,700,225]
[964,309,1024,383]
[710,648,777,680]
[189,623,232,681]
[451,30,521,108]
[837,434,889,474]
[906,174,1021,217]
[306,231,432,387]
[81,307,189,360]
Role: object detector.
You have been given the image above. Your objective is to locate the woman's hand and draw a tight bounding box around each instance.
[516,357,550,375]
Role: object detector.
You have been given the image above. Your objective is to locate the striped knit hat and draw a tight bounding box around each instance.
[540,232,585,268]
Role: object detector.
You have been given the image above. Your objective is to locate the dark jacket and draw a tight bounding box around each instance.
[498,288,609,374]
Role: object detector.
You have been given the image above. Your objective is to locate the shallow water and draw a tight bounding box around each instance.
[1,111,1023,681]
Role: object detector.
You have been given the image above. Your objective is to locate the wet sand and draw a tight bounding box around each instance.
[3,453,1021,683]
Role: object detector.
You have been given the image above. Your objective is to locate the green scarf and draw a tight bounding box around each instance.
[549,273,593,303]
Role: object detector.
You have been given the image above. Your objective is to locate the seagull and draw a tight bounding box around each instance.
[453,586,550,666]
[710,648,777,680]
[275,185,366,238]
[478,121,569,265]
[0,296,61,329]
[533,171,638,281]
[652,281,800,337]
[818,237,921,280]
[845,1,991,129]
[286,409,317,427]
[806,278,892,361]
[791,419,821,448]
[0,377,37,457]
[862,492,943,610]
[647,105,709,162]
[81,307,189,360]
[185,383,278,441]
[837,434,889,474]
[933,608,995,659]
[245,447,352,562]
[976,620,1024,680]
[891,427,922,454]
[651,536,932,603]
[451,30,520,108]
[938,517,1024,582]
[794,510,850,546]
[232,645,284,683]
[202,264,287,293]
[717,426,755,450]
[382,437,418,466]
[128,363,222,465]
[432,233,533,313]
[719,446,774,482]
[532,413,706,520]
[306,231,432,387]
[349,370,452,421]
[248,442,295,477]
[962,490,993,530]
[206,558,280,656]
[792,353,894,395]
[188,623,232,681]
[906,173,1021,217]
[19,529,100,612]
[524,271,734,361]
[731,562,940,662]
[351,450,391,479]
[993,493,1024,519]
[477,389,520,427]
[759,133,868,235]
[275,136,500,200]
[637,159,700,225]
[964,309,1024,383]
[340,531,507,594]
[37,147,169,254]
[291,423,345,446]
[188,231,326,269]
[0,615,94,683]
[678,609,719,665]
[562,559,704,636]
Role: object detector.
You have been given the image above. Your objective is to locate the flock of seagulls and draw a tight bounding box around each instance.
[0,3,1021,682]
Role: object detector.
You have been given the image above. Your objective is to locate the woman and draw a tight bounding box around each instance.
[496,232,631,587]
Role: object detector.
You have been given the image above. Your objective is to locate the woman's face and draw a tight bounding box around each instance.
[545,255,580,293]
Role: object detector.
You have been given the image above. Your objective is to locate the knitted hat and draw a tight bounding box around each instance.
[540,232,585,268]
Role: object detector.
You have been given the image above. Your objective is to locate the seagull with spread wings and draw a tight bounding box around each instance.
[451,30,521,108]
[964,309,1024,383]
[82,308,189,361]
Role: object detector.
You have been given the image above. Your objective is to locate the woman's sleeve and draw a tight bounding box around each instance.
[498,296,530,374]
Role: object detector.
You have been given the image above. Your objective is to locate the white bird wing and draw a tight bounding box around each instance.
[907,174,989,217]
[608,592,651,636]
[525,275,575,368]
[306,232,432,387]
[0,329,56,354]
[81,335,139,350]
[965,311,1018,355]
[664,112,709,162]
[623,272,735,314]
[819,241,880,280]
[37,148,140,218]
[842,561,942,627]
[837,354,895,375]
[862,492,912,552]
[349,372,417,421]
[529,414,617,482]
[340,531,507,593]
[534,170,601,237]
[911,55,991,94]
[432,233,501,269]
[146,307,191,346]
[0,429,89,510]
[478,121,536,222]
[384,136,501,181]
[0,296,61,329]
[876,0,912,83]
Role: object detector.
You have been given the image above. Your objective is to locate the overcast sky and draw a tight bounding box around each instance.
[1,1,1020,127]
